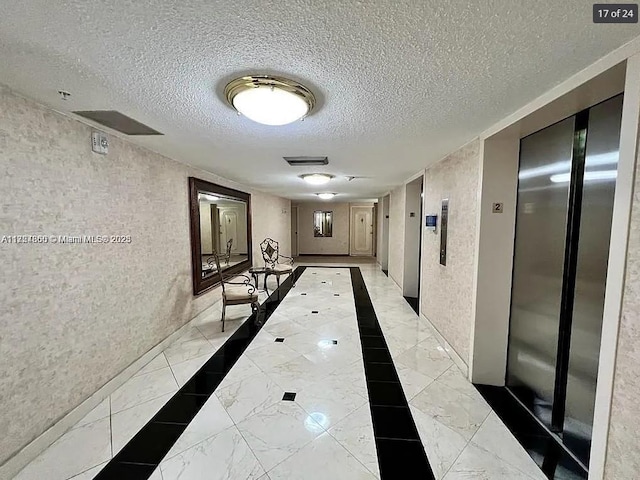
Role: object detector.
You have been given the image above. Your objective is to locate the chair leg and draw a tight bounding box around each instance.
[276,274,280,289]
[221,299,226,332]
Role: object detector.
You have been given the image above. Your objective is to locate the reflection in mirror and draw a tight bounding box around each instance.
[314,210,333,237]
[199,194,249,280]
[189,177,251,295]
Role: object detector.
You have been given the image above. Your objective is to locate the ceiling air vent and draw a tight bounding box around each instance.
[284,156,328,166]
[73,110,163,135]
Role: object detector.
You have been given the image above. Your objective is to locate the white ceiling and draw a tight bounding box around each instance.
[0,1,637,201]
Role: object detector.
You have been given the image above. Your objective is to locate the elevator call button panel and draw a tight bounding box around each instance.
[440,199,449,266]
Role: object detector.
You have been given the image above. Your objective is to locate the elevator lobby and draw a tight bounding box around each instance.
[1,2,640,480]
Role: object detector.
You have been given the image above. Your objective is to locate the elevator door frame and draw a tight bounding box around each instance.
[506,93,622,464]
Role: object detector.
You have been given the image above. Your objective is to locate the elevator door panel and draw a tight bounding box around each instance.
[563,95,622,459]
[507,116,575,427]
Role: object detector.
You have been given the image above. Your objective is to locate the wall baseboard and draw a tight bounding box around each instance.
[420,313,469,377]
[0,301,221,480]
[296,253,351,256]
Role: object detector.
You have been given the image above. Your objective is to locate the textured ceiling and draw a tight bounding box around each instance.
[0,1,637,201]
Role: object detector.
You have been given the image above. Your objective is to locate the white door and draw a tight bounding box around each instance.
[219,210,238,253]
[350,206,374,256]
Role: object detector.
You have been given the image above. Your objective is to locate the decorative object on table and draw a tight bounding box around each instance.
[208,250,259,332]
[260,237,294,288]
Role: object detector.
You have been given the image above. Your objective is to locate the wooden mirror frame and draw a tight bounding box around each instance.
[188,177,252,296]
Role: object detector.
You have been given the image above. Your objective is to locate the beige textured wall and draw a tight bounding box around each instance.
[295,202,350,255]
[420,140,480,364]
[252,193,290,265]
[604,151,640,479]
[388,186,405,288]
[0,84,289,465]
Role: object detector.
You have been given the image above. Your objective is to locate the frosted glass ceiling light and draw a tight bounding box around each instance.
[301,173,333,185]
[224,75,316,126]
[317,193,336,200]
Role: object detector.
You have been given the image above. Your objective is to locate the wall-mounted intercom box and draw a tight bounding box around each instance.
[425,215,438,231]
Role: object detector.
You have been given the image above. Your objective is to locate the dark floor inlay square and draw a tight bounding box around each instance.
[312,310,319,314]
[301,293,307,295]
[334,293,340,296]
[332,340,338,345]
[275,337,285,342]
[321,281,326,283]
[283,392,297,401]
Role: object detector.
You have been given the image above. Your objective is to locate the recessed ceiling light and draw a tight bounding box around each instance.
[301,173,333,185]
[224,75,316,126]
[317,193,336,200]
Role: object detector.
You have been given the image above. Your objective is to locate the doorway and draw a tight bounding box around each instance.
[402,176,423,314]
[506,95,623,467]
[350,205,374,256]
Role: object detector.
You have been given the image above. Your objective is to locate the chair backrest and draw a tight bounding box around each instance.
[260,238,279,268]
[226,238,233,258]
[207,250,225,294]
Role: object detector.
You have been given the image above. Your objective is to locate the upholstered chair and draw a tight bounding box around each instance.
[208,250,259,332]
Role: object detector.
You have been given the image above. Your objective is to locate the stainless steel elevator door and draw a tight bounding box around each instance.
[563,95,622,458]
[507,116,576,428]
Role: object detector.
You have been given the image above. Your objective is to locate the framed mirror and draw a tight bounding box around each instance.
[189,177,252,295]
[314,210,333,237]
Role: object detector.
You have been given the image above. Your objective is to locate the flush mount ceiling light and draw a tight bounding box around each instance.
[317,193,336,200]
[301,173,333,185]
[224,75,316,126]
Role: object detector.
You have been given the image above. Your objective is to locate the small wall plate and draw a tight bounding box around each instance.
[91,131,108,155]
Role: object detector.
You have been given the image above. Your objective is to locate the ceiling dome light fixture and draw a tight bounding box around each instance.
[301,173,333,185]
[317,193,336,200]
[224,75,316,126]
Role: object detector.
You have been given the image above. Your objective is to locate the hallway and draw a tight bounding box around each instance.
[2,3,640,477]
[16,264,549,480]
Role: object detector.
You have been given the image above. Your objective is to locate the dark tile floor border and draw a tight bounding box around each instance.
[94,267,307,479]
[349,267,435,480]
[474,384,588,480]
[403,296,419,315]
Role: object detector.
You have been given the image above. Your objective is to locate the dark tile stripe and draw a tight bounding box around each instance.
[349,267,435,480]
[474,384,588,480]
[94,267,306,479]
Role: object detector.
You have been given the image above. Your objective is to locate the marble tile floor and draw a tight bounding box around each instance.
[13,262,546,480]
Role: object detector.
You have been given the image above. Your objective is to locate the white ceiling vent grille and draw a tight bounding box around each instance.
[284,156,328,166]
